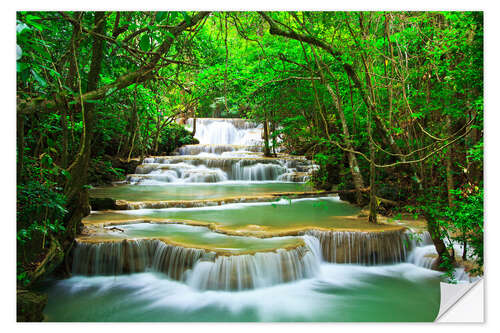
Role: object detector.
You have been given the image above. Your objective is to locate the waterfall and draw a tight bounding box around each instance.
[72,228,420,291]
[306,229,410,264]
[72,240,153,275]
[277,172,310,182]
[407,245,437,269]
[72,239,205,279]
[231,162,287,181]
[72,227,473,290]
[124,119,318,184]
[80,118,457,293]
[176,144,262,155]
[186,118,263,146]
[127,156,315,184]
[186,242,320,290]
[405,231,480,282]
[150,241,207,280]
[72,237,321,290]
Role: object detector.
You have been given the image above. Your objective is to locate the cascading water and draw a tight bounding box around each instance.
[186,118,263,145]
[176,144,262,156]
[404,231,480,283]
[306,229,410,265]
[71,226,447,291]
[186,238,320,290]
[72,239,205,278]
[46,118,460,321]
[126,118,317,184]
[71,235,321,291]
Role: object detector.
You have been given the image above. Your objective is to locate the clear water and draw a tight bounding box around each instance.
[84,223,304,253]
[42,263,441,322]
[90,183,312,201]
[85,197,369,233]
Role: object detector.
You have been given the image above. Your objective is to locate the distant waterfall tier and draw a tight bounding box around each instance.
[185,118,260,130]
[184,118,264,146]
[175,144,262,156]
[306,229,414,265]
[71,238,319,291]
[127,156,317,184]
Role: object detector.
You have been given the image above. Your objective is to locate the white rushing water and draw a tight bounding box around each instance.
[406,235,480,283]
[72,224,475,291]
[126,118,317,184]
[45,262,443,321]
[186,118,264,146]
[72,236,321,291]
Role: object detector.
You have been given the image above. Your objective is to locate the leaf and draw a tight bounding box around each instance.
[106,87,117,96]
[25,14,44,31]
[61,169,70,180]
[139,34,150,52]
[31,69,46,87]
[156,11,167,23]
[181,12,191,25]
[165,31,175,40]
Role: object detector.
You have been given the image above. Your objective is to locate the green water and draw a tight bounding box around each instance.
[85,197,367,231]
[42,264,441,322]
[90,183,312,201]
[86,223,303,253]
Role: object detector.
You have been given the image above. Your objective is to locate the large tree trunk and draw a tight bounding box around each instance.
[56,12,107,281]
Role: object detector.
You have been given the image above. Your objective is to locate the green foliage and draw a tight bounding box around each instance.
[87,157,125,186]
[411,182,483,281]
[17,179,67,245]
[157,123,198,155]
[17,154,68,286]
[467,140,483,165]
[15,11,483,286]
[444,188,484,274]
[17,178,67,287]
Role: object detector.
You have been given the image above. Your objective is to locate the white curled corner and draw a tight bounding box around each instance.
[435,278,484,322]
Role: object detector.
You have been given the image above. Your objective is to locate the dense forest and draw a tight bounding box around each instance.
[16,11,483,320]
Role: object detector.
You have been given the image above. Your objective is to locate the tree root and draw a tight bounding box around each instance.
[27,235,64,288]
